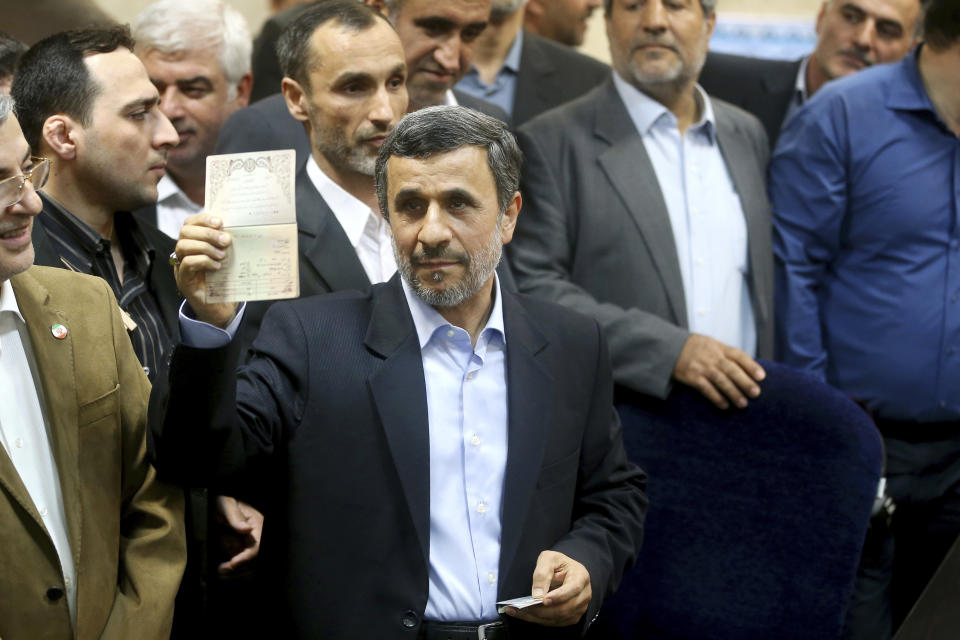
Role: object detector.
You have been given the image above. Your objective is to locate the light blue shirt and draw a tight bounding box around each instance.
[178,277,509,621]
[455,30,523,118]
[401,275,508,622]
[612,71,756,356]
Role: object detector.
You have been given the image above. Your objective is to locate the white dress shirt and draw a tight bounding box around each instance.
[403,274,508,622]
[155,174,203,240]
[306,157,396,284]
[0,278,77,625]
[613,72,757,356]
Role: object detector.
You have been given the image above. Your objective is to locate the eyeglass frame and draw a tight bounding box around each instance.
[0,156,50,209]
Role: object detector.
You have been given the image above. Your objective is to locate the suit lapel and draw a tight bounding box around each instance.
[365,278,431,564]
[497,292,553,582]
[713,102,770,325]
[8,269,83,565]
[295,168,371,293]
[594,80,688,325]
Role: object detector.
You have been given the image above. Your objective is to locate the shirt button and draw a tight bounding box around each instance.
[471,434,481,447]
[39,506,48,517]
[466,372,475,380]
[400,610,419,628]
[488,572,496,584]
[64,577,71,587]
[697,309,707,317]
[14,437,23,448]
[695,258,705,267]
[446,329,455,338]
[477,501,488,515]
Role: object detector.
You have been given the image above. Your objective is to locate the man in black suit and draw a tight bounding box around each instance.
[456,0,609,126]
[219,0,507,171]
[223,2,515,350]
[156,104,647,638]
[700,0,921,147]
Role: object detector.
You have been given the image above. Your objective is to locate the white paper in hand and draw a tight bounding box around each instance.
[496,596,543,614]
[204,149,299,303]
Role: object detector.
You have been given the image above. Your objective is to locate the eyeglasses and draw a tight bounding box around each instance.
[0,157,50,209]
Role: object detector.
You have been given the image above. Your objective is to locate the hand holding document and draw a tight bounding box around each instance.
[203,150,299,303]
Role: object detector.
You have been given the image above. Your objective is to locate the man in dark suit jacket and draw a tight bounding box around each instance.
[456,0,609,126]
[223,2,514,350]
[155,105,647,638]
[510,0,774,410]
[221,0,506,171]
[699,0,922,148]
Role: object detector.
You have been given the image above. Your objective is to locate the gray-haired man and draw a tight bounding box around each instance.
[132,0,253,238]
[151,105,647,638]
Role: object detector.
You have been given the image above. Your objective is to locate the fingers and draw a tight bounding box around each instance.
[217,496,253,533]
[507,551,591,627]
[218,544,258,574]
[674,335,766,410]
[529,550,559,600]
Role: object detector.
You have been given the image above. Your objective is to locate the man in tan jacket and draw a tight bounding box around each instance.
[0,93,185,638]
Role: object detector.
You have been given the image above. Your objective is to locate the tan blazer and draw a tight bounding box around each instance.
[0,266,185,640]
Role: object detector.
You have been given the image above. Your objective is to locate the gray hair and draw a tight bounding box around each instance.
[0,93,13,125]
[132,0,251,97]
[605,0,717,15]
[375,105,523,220]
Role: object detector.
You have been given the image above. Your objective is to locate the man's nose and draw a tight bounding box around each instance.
[154,110,180,149]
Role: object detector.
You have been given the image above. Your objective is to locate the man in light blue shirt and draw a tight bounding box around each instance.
[155,105,647,638]
[509,0,774,409]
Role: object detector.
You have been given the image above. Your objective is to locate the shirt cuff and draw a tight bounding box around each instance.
[178,300,245,348]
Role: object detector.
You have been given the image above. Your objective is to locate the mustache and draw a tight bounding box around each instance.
[838,47,872,66]
[631,37,680,54]
[411,245,470,265]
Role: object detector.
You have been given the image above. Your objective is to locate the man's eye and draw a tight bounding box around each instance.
[462,27,484,43]
[182,87,210,99]
[129,111,148,121]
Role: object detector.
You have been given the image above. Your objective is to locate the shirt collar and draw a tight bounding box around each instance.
[445,89,458,106]
[0,278,24,356]
[401,272,506,349]
[40,192,106,258]
[0,278,23,322]
[796,55,810,103]
[306,155,381,248]
[157,174,201,210]
[612,70,717,142]
[886,47,936,114]
[502,29,524,74]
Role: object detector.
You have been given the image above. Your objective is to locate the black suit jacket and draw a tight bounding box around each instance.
[151,276,647,638]
[511,31,609,127]
[699,52,803,149]
[30,198,181,342]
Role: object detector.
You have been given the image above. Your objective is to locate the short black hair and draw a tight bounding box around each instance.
[0,32,27,82]
[11,25,134,151]
[922,0,960,50]
[375,105,523,220]
[276,0,389,90]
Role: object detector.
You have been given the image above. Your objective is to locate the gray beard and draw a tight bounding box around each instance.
[394,224,502,308]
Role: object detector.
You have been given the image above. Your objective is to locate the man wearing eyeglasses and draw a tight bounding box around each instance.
[10,25,182,382]
[0,92,186,640]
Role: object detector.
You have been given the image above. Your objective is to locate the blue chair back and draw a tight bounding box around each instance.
[592,360,883,639]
